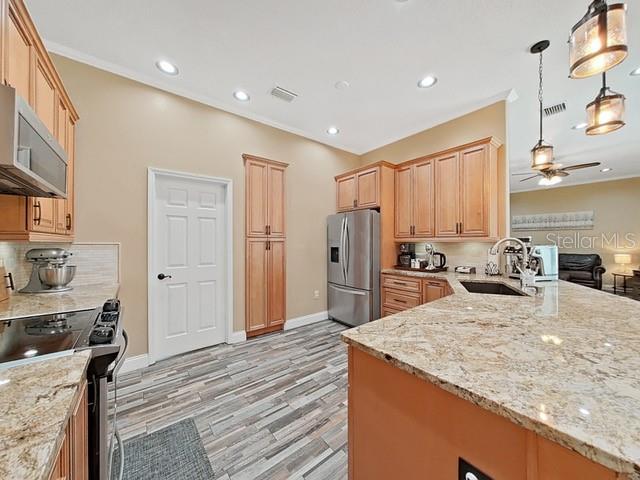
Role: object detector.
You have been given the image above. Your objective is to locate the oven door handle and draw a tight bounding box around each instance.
[108,329,128,382]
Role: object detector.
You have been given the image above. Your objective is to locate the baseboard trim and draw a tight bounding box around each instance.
[227,330,247,344]
[120,354,150,374]
[284,311,329,330]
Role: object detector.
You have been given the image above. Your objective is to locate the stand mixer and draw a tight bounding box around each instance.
[20,248,76,293]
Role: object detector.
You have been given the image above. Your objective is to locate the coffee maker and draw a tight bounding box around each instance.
[397,244,415,267]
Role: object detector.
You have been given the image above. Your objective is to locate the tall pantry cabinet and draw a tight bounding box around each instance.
[244,154,288,338]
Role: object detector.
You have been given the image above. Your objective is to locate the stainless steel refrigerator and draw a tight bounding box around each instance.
[327,209,380,327]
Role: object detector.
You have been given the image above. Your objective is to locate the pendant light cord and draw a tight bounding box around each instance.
[538,51,544,143]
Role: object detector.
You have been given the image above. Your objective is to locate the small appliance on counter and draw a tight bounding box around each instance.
[422,243,447,271]
[530,245,559,281]
[19,248,76,293]
[397,243,416,267]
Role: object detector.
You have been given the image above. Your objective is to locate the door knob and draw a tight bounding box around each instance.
[157,273,172,280]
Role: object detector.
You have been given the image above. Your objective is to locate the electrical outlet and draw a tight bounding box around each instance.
[313,290,320,299]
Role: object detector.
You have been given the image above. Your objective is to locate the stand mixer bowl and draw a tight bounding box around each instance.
[38,265,76,289]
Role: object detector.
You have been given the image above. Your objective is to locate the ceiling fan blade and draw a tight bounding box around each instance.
[512,172,536,176]
[519,174,540,182]
[555,170,570,177]
[561,162,601,171]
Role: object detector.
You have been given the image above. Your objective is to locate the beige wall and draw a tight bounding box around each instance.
[359,101,506,165]
[510,178,640,286]
[52,55,360,356]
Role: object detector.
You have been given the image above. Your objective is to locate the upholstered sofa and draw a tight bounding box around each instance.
[558,253,606,290]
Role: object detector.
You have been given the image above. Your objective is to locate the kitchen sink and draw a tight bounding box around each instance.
[460,281,526,296]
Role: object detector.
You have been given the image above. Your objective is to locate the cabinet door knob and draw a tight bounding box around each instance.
[66,213,72,231]
[157,273,172,280]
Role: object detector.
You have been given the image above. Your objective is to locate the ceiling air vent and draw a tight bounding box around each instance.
[543,102,566,117]
[270,86,298,103]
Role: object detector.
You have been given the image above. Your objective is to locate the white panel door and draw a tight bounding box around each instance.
[153,174,227,360]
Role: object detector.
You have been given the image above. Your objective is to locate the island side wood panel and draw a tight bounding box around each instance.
[347,346,620,480]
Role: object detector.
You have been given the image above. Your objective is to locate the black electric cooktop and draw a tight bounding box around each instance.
[0,309,99,365]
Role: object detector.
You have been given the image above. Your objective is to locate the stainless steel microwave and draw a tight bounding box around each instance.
[0,84,68,198]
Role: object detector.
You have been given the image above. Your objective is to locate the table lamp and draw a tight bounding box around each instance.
[614,253,632,273]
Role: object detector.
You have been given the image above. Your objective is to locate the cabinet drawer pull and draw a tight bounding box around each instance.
[393,298,408,304]
[66,213,72,231]
[33,202,41,225]
[353,199,357,208]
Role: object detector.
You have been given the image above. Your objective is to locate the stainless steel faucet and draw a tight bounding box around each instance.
[489,237,531,275]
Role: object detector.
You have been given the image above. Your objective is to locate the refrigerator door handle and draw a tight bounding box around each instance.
[340,216,347,283]
[330,285,367,296]
[344,218,350,279]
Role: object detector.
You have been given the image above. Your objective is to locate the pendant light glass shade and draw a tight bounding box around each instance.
[531,143,555,170]
[569,1,627,79]
[586,86,625,135]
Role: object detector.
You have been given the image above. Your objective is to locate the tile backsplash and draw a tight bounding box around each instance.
[412,241,492,271]
[0,242,120,289]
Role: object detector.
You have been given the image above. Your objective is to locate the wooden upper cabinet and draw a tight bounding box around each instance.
[245,159,268,236]
[4,5,32,103]
[394,165,412,238]
[459,144,489,237]
[355,167,379,209]
[336,174,356,212]
[55,99,69,234]
[34,55,56,134]
[335,163,393,212]
[434,152,460,237]
[413,159,435,238]
[0,0,79,242]
[267,164,285,237]
[244,156,286,238]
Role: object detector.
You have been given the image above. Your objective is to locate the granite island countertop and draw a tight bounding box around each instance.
[0,351,91,480]
[342,269,640,478]
[0,283,120,321]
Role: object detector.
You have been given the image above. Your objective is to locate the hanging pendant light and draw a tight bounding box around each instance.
[569,1,628,79]
[586,72,626,135]
[530,41,555,171]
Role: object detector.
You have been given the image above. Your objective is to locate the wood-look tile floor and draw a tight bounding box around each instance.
[113,321,349,479]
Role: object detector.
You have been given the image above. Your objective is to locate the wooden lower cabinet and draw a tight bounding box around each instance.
[348,347,620,480]
[245,238,286,337]
[381,274,451,314]
[49,380,88,480]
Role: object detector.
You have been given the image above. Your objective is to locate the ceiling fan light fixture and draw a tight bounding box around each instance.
[539,175,563,186]
[585,73,625,135]
[569,1,628,79]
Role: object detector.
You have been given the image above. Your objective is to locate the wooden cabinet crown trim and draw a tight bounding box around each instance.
[9,0,79,120]
[397,136,502,169]
[242,153,289,168]
[334,161,395,180]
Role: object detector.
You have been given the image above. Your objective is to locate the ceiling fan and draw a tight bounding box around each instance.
[512,162,601,186]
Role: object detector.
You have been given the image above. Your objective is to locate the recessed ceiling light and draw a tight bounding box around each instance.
[630,67,640,76]
[601,167,612,172]
[233,90,250,102]
[572,122,588,130]
[418,75,438,88]
[334,80,351,90]
[327,126,340,136]
[155,60,179,76]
